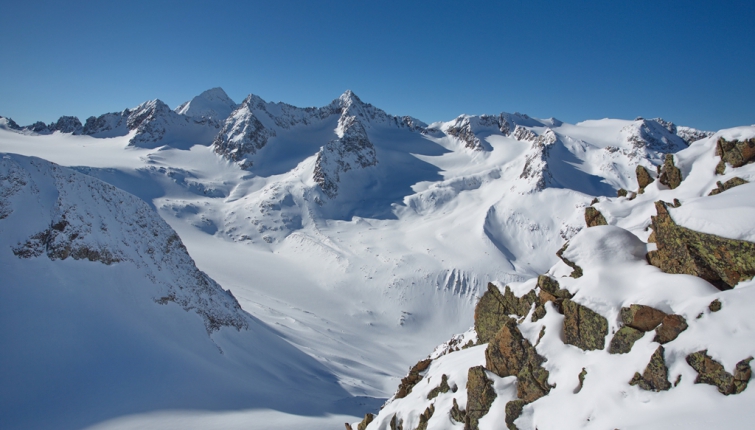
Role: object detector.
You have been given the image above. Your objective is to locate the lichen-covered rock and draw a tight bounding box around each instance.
[535,275,572,318]
[708,177,749,195]
[427,374,451,399]
[658,154,683,189]
[517,362,552,402]
[646,200,755,290]
[505,400,526,430]
[609,326,645,354]
[474,283,537,344]
[709,299,722,312]
[465,366,496,430]
[617,188,628,197]
[636,165,655,192]
[574,368,588,393]
[485,319,542,378]
[686,350,753,395]
[620,304,667,332]
[562,299,608,351]
[653,314,688,344]
[629,346,671,391]
[716,137,755,173]
[584,207,608,227]
[357,413,374,430]
[450,398,466,423]
[395,358,432,399]
[415,404,434,430]
[556,243,583,278]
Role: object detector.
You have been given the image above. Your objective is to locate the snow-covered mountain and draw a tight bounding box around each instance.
[1,89,751,430]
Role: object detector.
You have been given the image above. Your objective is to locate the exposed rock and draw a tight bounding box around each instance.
[620,304,667,332]
[486,318,543,378]
[708,177,749,195]
[617,188,628,197]
[562,299,608,351]
[504,400,526,430]
[474,283,537,344]
[658,154,683,189]
[584,207,608,227]
[517,362,552,402]
[395,358,432,399]
[574,367,588,393]
[427,374,451,399]
[450,398,466,423]
[646,200,755,290]
[653,314,688,344]
[716,137,755,173]
[636,165,655,192]
[556,243,583,278]
[532,275,572,321]
[629,346,671,391]
[686,350,753,395]
[345,423,354,430]
[609,326,645,354]
[414,404,434,430]
[709,299,722,312]
[465,366,496,430]
[357,413,374,430]
[389,414,404,430]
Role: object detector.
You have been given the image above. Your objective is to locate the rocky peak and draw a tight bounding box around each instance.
[0,116,22,131]
[175,87,237,124]
[518,128,558,192]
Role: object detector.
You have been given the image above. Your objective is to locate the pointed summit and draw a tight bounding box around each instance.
[175,87,237,123]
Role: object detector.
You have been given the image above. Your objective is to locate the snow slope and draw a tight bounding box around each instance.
[0,89,737,429]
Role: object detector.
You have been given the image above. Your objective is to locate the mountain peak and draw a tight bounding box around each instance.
[175,88,237,123]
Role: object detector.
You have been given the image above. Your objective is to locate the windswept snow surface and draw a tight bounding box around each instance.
[1,90,747,429]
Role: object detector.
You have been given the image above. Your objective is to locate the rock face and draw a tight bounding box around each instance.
[708,177,749,195]
[394,358,433,399]
[474,283,537,344]
[636,165,655,192]
[629,346,671,391]
[464,366,496,430]
[584,207,608,227]
[485,319,540,378]
[518,129,558,192]
[658,154,683,189]
[686,351,753,395]
[646,200,755,290]
[562,299,608,351]
[716,137,755,174]
[313,116,377,198]
[609,326,645,354]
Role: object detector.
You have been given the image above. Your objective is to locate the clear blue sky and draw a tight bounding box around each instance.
[1,0,753,130]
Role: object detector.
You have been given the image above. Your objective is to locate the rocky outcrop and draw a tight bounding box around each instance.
[450,398,466,423]
[474,283,537,344]
[686,351,753,395]
[647,200,755,290]
[389,413,404,430]
[629,346,671,391]
[708,177,749,195]
[636,165,655,193]
[357,413,374,430]
[485,319,541,378]
[465,366,496,430]
[504,400,526,430]
[532,275,573,321]
[313,117,377,198]
[415,404,434,430]
[658,154,682,189]
[584,207,608,227]
[562,299,608,351]
[556,243,583,278]
[518,129,558,192]
[609,326,645,354]
[427,374,451,399]
[716,137,755,174]
[395,358,433,399]
[653,314,688,344]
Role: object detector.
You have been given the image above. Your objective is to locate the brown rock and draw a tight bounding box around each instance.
[653,314,688,344]
[574,367,588,393]
[395,358,432,399]
[389,414,403,430]
[636,165,655,192]
[517,363,552,402]
[646,200,755,290]
[504,400,526,430]
[427,374,451,399]
[658,154,683,189]
[474,283,537,344]
[609,326,645,354]
[450,398,466,423]
[620,304,667,331]
[465,366,496,430]
[357,413,374,430]
[709,299,722,312]
[536,275,572,315]
[584,207,608,227]
[485,319,540,378]
[629,345,671,391]
[716,137,755,171]
[563,299,608,351]
[686,350,753,395]
[708,177,749,196]
[617,188,628,197]
[415,404,434,430]
[556,243,583,278]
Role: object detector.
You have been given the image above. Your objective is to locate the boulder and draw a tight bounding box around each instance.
[620,304,667,331]
[617,188,628,197]
[465,366,496,430]
[653,314,688,344]
[636,165,655,193]
[584,207,608,227]
[563,299,608,351]
[658,154,683,189]
[646,200,755,290]
[609,326,645,354]
[517,363,552,402]
[474,283,537,344]
[556,243,583,278]
[486,319,541,378]
[629,346,671,391]
[709,299,722,312]
[504,400,527,430]
[686,350,753,395]
[708,177,749,195]
[395,358,432,399]
[716,137,755,174]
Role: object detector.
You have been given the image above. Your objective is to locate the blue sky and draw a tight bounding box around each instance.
[1,0,753,130]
